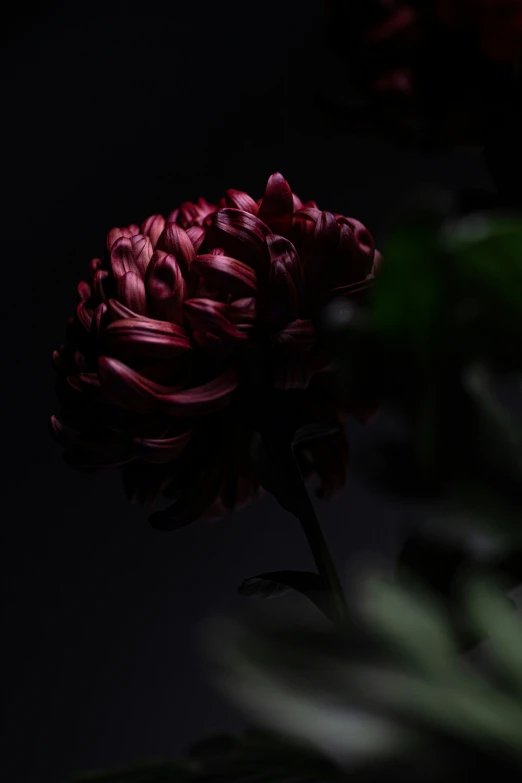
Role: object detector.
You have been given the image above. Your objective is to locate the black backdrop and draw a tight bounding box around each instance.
[2,2,494,781]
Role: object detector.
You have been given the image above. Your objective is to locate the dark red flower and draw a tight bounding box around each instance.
[51,174,380,528]
[322,0,522,149]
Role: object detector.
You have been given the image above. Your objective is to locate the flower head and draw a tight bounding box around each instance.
[51,174,379,528]
[323,0,522,149]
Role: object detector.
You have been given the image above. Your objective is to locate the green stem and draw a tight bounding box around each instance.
[262,426,350,629]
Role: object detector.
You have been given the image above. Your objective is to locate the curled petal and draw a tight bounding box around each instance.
[110,237,139,280]
[106,226,138,253]
[264,234,303,325]
[132,429,192,463]
[209,209,271,273]
[141,214,166,249]
[93,303,108,337]
[166,207,180,223]
[372,249,384,276]
[186,226,206,253]
[93,269,110,304]
[192,254,257,297]
[52,348,66,371]
[257,172,295,237]
[98,357,240,415]
[117,271,148,316]
[74,351,87,372]
[108,298,142,321]
[157,223,195,278]
[145,251,186,324]
[315,211,341,250]
[184,298,251,346]
[89,258,103,275]
[77,281,91,302]
[104,317,191,359]
[130,234,153,277]
[76,301,93,331]
[225,189,259,214]
[338,217,375,259]
[273,319,316,348]
[291,207,321,248]
[322,277,374,306]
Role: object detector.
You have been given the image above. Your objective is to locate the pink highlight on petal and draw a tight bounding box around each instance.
[257,172,295,237]
[225,189,259,214]
[157,223,196,278]
[98,357,240,415]
[132,429,193,463]
[145,251,186,324]
[117,271,148,316]
[104,317,191,360]
[192,253,257,297]
[141,214,166,249]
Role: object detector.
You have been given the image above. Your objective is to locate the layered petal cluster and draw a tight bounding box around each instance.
[323,0,522,149]
[51,173,379,527]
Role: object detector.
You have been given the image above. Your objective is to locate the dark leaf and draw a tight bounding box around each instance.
[239,570,336,621]
[68,759,196,782]
[292,423,341,447]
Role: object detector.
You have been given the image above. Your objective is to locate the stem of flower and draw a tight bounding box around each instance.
[260,425,350,629]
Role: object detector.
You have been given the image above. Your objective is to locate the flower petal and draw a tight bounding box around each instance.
[192,253,257,297]
[108,298,142,320]
[141,214,166,249]
[208,209,271,272]
[145,251,186,324]
[132,429,192,463]
[117,271,148,315]
[77,281,91,302]
[184,298,251,346]
[156,223,195,278]
[257,172,295,237]
[93,269,111,304]
[186,226,206,253]
[225,189,259,214]
[106,225,139,253]
[130,234,153,277]
[263,234,303,326]
[98,357,240,415]
[104,317,191,360]
[110,237,139,280]
[76,301,93,331]
[93,303,108,337]
[273,318,316,348]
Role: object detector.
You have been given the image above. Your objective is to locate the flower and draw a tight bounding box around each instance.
[51,173,380,528]
[322,0,522,150]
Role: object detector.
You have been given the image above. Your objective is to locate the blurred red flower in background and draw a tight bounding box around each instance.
[322,0,522,149]
[51,174,380,528]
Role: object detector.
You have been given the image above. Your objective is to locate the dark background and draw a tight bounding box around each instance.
[2,2,494,781]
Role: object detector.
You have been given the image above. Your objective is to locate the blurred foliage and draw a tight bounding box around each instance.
[322,198,522,529]
[205,572,522,782]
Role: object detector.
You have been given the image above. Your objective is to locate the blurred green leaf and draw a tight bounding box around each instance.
[464,577,522,695]
[206,573,522,778]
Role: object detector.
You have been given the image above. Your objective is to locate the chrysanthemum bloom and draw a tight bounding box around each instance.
[321,0,522,150]
[51,174,380,528]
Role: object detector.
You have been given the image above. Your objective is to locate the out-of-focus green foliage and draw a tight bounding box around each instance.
[323,201,522,539]
[205,572,522,782]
